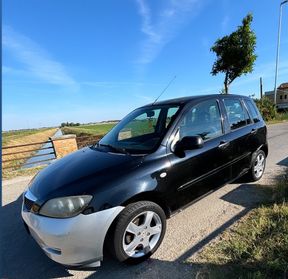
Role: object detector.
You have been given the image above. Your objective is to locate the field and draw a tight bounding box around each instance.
[61,123,117,137]
[2,128,57,179]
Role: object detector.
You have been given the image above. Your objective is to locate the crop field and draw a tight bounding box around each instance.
[61,123,117,137]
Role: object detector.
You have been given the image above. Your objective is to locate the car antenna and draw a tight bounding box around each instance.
[152,75,177,105]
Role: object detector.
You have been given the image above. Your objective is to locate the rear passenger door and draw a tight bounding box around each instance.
[221,97,254,179]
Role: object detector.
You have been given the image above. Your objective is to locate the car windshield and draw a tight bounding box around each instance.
[98,105,181,154]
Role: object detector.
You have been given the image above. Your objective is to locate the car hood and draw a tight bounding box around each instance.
[29,146,144,202]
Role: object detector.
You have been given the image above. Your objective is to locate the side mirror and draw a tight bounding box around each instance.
[175,136,204,152]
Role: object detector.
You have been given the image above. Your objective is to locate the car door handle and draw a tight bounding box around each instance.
[250,128,257,134]
[218,140,230,149]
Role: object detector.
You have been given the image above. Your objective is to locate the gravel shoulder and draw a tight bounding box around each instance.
[1,123,287,279]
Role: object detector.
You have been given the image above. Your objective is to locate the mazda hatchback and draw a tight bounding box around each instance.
[22,94,267,267]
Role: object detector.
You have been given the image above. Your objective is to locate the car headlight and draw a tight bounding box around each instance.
[39,195,92,218]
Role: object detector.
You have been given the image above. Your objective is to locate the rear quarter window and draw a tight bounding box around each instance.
[223,98,251,130]
[245,99,261,123]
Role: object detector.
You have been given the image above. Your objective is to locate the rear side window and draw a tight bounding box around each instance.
[223,99,250,130]
[245,99,261,123]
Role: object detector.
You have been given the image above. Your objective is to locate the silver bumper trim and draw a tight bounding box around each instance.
[22,203,124,266]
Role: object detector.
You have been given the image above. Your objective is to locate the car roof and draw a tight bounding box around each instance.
[141,94,250,107]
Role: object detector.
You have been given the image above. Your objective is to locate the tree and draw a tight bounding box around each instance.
[211,13,257,94]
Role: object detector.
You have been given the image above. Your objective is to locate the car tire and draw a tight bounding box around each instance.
[247,150,266,181]
[110,201,166,264]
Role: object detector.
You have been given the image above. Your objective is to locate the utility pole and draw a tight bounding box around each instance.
[274,0,288,105]
[260,77,263,99]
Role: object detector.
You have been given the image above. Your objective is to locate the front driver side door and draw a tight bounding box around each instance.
[165,99,233,212]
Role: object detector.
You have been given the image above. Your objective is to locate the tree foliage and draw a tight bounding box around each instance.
[60,122,80,127]
[211,13,257,94]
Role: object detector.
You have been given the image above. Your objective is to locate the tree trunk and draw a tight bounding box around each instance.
[224,74,229,94]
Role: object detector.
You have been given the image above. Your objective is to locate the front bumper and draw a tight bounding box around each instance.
[22,199,124,267]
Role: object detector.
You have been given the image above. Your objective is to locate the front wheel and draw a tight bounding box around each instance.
[110,201,166,264]
[247,150,266,181]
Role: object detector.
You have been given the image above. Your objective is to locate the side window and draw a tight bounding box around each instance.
[223,99,250,130]
[177,100,223,141]
[245,99,261,123]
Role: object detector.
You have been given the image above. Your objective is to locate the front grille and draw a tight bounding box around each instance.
[24,197,34,211]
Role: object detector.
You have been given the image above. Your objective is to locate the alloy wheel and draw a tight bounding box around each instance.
[253,153,265,179]
[122,211,162,258]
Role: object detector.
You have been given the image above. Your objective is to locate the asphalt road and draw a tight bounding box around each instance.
[1,122,288,279]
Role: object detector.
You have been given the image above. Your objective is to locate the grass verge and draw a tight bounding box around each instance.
[191,173,288,278]
[267,111,288,125]
[2,128,55,146]
[2,165,46,180]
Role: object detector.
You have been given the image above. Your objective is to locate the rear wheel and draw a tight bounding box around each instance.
[247,150,266,181]
[110,201,166,264]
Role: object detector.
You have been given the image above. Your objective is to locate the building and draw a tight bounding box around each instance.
[265,82,288,110]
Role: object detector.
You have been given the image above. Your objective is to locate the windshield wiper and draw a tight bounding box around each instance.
[98,143,130,155]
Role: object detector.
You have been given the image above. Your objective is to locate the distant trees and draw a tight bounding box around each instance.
[211,13,257,94]
[60,122,80,127]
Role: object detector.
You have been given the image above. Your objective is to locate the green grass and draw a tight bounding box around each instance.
[2,128,53,146]
[61,120,158,138]
[61,123,117,137]
[192,174,288,278]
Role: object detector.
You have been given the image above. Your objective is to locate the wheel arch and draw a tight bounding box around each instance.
[121,192,171,218]
[103,192,170,258]
[260,143,268,157]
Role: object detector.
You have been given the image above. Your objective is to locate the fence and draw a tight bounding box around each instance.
[2,139,56,171]
[2,134,103,172]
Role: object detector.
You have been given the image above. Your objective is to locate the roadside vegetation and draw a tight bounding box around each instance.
[2,128,57,179]
[254,97,288,124]
[191,173,288,278]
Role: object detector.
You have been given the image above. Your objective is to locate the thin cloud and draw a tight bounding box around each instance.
[221,15,230,34]
[81,81,146,88]
[133,94,154,102]
[233,60,288,88]
[135,0,202,64]
[3,26,78,90]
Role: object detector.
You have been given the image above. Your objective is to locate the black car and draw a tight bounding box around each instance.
[22,94,267,267]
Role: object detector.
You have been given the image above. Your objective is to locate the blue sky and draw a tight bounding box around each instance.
[3,0,288,130]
